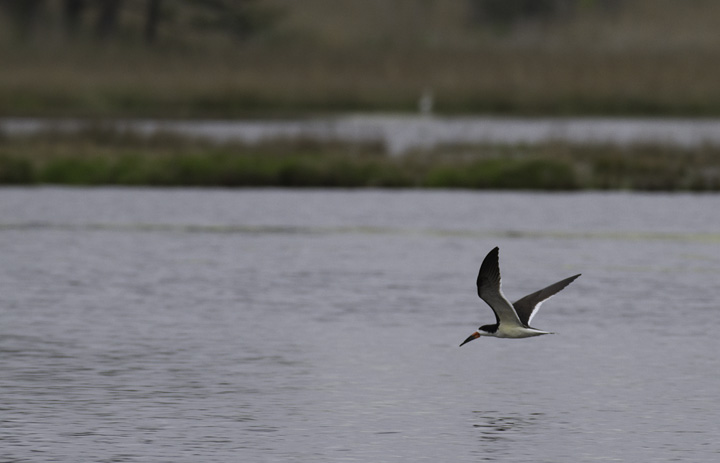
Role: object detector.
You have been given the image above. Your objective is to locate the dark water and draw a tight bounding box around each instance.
[1,188,719,462]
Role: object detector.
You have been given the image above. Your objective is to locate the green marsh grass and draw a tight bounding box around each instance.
[2,130,720,190]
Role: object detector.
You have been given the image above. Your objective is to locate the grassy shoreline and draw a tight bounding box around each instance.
[1,131,719,190]
[4,47,720,119]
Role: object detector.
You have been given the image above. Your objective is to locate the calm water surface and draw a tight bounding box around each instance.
[1,188,719,462]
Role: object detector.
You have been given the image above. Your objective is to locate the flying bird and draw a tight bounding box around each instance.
[460,247,580,346]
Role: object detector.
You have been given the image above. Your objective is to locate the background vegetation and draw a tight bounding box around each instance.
[2,0,720,118]
[2,131,719,190]
[2,0,720,189]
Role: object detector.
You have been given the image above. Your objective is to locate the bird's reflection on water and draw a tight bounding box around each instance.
[472,411,544,446]
[471,410,544,461]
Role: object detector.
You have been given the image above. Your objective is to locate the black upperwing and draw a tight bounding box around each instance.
[477,247,522,327]
[512,274,581,326]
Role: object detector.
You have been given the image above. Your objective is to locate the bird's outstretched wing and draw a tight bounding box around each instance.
[476,247,523,327]
[513,274,581,326]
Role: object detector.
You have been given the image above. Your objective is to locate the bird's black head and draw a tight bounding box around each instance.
[479,324,498,334]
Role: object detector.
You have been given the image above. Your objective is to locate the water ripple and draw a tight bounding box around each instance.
[2,221,719,243]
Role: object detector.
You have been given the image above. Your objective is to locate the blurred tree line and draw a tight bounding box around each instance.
[468,0,621,26]
[0,0,276,44]
[0,0,627,48]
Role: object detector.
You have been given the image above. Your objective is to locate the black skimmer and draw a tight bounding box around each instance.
[460,247,580,346]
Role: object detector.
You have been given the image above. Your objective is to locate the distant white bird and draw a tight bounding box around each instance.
[418,88,433,116]
[460,247,580,346]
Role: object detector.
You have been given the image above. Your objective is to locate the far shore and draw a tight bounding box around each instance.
[2,126,719,190]
[4,115,720,156]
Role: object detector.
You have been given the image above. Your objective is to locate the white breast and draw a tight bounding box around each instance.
[495,325,550,338]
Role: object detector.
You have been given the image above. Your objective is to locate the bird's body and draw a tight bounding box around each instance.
[480,323,551,339]
[460,247,580,346]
